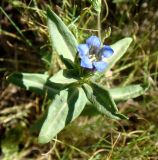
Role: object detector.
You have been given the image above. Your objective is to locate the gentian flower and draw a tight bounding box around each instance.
[77,36,114,72]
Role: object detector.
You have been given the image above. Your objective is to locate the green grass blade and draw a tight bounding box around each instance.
[0,7,31,46]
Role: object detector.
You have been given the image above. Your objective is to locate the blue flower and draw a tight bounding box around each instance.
[77,36,114,72]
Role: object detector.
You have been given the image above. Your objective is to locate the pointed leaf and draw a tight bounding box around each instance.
[7,69,79,97]
[49,69,78,84]
[7,73,56,94]
[105,37,133,72]
[38,87,87,144]
[82,83,127,120]
[7,72,71,99]
[47,7,78,63]
[108,84,149,101]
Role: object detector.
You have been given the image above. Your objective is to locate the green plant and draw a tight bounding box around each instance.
[7,7,148,144]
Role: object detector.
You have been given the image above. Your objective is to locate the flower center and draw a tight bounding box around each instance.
[89,46,102,62]
[89,54,96,62]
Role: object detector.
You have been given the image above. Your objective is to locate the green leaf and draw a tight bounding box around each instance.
[88,0,101,13]
[82,83,127,120]
[7,70,79,98]
[108,84,149,101]
[81,102,100,116]
[38,87,87,143]
[7,73,51,94]
[7,72,67,98]
[106,37,133,72]
[49,69,78,84]
[47,7,78,63]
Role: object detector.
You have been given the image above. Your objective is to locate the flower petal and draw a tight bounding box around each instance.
[100,45,114,58]
[77,44,89,58]
[80,56,93,69]
[86,36,101,48]
[93,61,108,72]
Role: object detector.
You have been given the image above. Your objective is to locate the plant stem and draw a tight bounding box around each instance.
[102,0,109,23]
[97,0,102,39]
[97,12,101,40]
